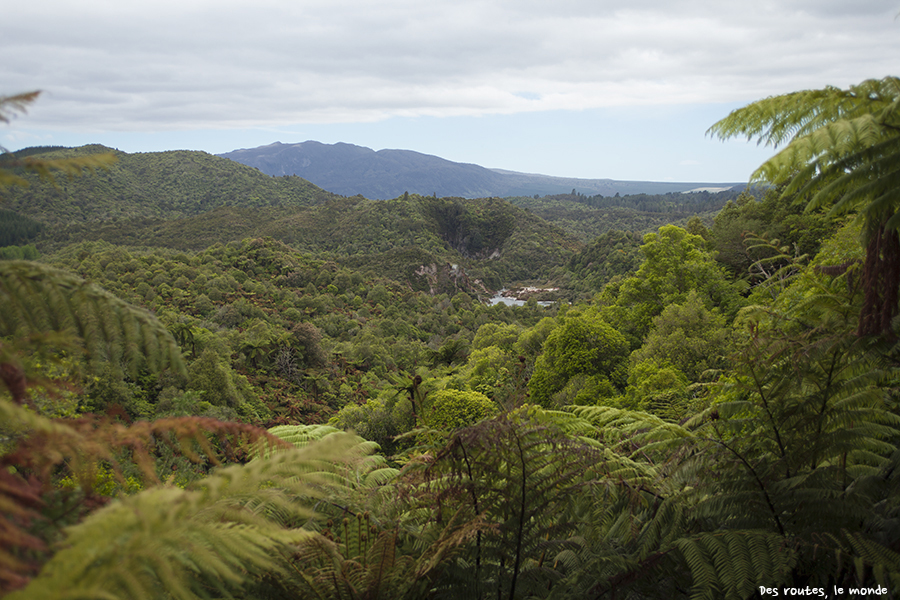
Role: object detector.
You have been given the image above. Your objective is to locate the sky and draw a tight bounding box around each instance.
[2,1,898,183]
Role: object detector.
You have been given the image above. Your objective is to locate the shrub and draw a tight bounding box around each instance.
[426,389,497,431]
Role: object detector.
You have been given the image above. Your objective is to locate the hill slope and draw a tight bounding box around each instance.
[218,141,742,200]
[1,146,580,293]
[0,145,339,227]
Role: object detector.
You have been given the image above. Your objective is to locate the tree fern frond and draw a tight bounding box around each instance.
[262,424,400,521]
[267,424,346,448]
[14,153,118,184]
[1,93,117,187]
[676,531,794,600]
[565,404,694,457]
[362,467,402,488]
[708,77,900,148]
[0,261,185,389]
[0,92,41,126]
[836,532,900,590]
[799,137,900,226]
[7,433,362,600]
[709,77,900,335]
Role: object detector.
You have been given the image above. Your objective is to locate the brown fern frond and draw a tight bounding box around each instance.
[815,260,863,277]
[0,395,290,594]
[0,361,26,405]
[3,409,287,490]
[0,470,44,593]
[0,92,40,125]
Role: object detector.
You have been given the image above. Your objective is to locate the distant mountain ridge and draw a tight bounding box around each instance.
[218,141,743,200]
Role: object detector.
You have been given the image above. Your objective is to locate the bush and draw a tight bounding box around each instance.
[426,389,497,431]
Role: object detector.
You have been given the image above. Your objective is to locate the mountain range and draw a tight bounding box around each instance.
[218,141,743,200]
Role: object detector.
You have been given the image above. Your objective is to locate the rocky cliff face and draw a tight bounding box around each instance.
[413,262,490,297]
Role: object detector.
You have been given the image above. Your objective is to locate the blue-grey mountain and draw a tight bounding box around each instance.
[218,141,742,200]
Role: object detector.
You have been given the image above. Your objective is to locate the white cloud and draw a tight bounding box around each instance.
[2,0,897,133]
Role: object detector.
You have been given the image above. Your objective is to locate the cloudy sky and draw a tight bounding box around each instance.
[2,1,897,182]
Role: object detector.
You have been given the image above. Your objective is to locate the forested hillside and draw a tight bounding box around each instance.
[3,77,900,598]
[507,187,747,241]
[0,144,748,295]
[0,145,337,228]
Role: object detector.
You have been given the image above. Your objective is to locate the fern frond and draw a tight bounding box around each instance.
[7,433,361,600]
[565,404,694,450]
[708,77,900,149]
[0,398,290,594]
[836,531,900,591]
[0,260,185,387]
[15,153,118,184]
[1,94,117,187]
[709,77,900,264]
[676,531,795,600]
[0,92,41,125]
[266,423,346,448]
[263,424,400,520]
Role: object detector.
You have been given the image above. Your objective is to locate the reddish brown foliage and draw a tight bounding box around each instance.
[0,470,44,592]
[0,362,26,406]
[0,412,289,594]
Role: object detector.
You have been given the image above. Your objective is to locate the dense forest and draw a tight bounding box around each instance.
[1,77,900,599]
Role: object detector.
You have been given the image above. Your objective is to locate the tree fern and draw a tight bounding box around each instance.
[547,276,900,597]
[709,76,900,336]
[670,307,900,594]
[6,432,362,600]
[250,424,481,600]
[283,516,414,600]
[403,408,619,599]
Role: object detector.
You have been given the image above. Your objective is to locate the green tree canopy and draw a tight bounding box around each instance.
[599,224,743,343]
[630,290,732,383]
[528,309,629,406]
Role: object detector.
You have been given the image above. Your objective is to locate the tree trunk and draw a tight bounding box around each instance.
[858,219,900,338]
